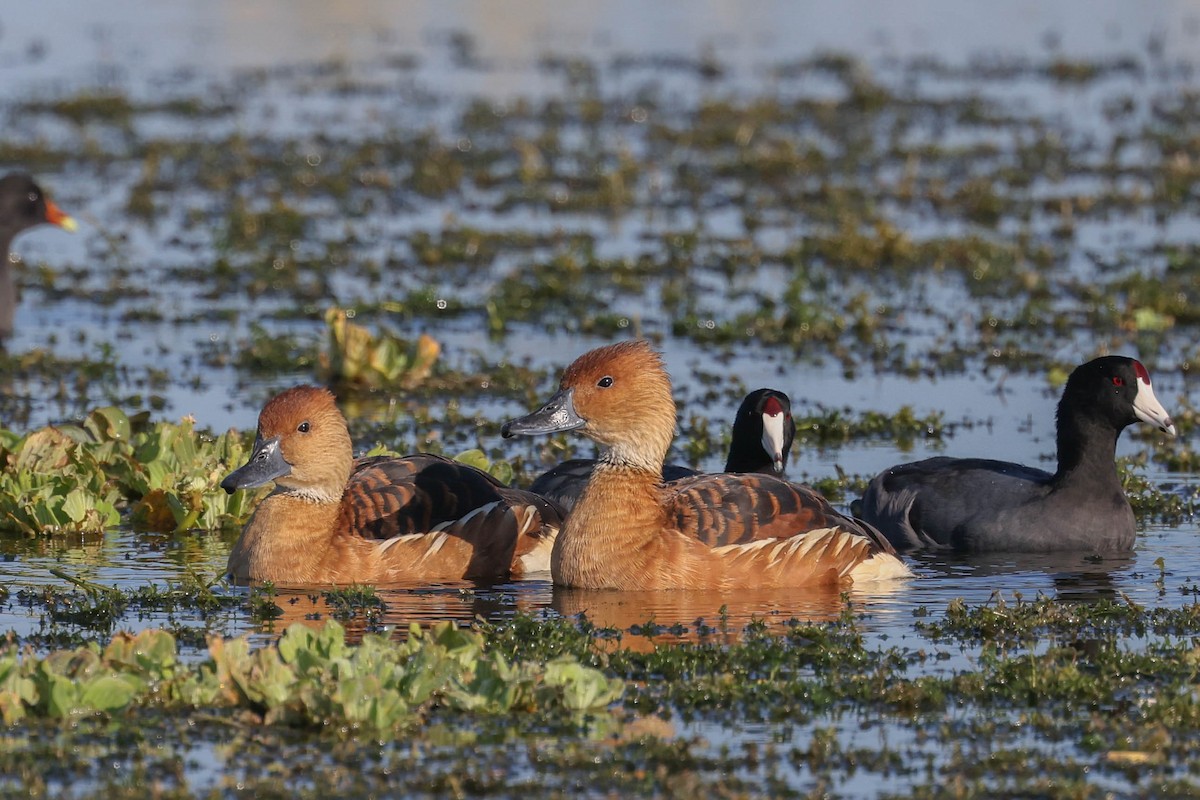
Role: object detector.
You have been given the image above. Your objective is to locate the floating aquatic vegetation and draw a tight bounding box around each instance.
[0,406,256,535]
[793,405,947,449]
[319,307,441,389]
[0,620,622,732]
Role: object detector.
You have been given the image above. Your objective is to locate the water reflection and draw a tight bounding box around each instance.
[549,585,852,651]
[245,577,913,651]
[253,582,551,643]
[910,550,1136,604]
[1,524,1189,654]
[0,528,235,585]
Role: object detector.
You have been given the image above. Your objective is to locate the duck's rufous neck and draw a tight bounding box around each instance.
[592,401,675,475]
[227,492,345,583]
[552,463,671,589]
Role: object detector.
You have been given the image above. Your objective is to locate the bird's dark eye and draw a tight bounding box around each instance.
[26,192,37,203]
[1111,376,1124,387]
[597,376,613,388]
[297,421,311,433]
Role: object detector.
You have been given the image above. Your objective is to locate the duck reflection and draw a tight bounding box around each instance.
[550,580,916,651]
[549,585,848,651]
[241,577,913,650]
[244,580,552,643]
[908,550,1135,604]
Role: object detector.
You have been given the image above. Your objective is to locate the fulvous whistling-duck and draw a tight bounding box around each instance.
[859,356,1175,552]
[527,388,796,512]
[501,340,910,590]
[221,385,560,585]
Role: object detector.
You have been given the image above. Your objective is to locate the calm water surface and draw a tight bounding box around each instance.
[1,2,1199,795]
[0,0,1195,664]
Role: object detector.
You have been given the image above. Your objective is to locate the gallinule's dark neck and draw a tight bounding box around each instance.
[724,422,787,472]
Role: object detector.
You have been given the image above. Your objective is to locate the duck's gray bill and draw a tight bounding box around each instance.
[501,388,586,438]
[220,435,291,493]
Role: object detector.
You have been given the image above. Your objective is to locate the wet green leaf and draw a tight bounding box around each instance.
[79,674,141,712]
[85,407,132,442]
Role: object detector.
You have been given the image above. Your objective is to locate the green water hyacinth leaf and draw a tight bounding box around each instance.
[453,448,490,471]
[397,639,466,705]
[84,406,133,442]
[78,674,141,712]
[32,647,146,717]
[448,652,536,713]
[452,449,515,485]
[278,618,350,672]
[11,428,74,473]
[103,629,177,682]
[209,635,292,710]
[61,488,121,527]
[0,653,36,724]
[413,620,489,667]
[543,657,624,711]
[331,672,414,729]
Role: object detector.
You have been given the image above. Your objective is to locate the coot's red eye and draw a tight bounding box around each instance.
[1112,376,1124,386]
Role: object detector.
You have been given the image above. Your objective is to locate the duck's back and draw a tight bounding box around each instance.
[340,453,561,539]
[861,456,1132,552]
[663,472,893,550]
[529,458,698,512]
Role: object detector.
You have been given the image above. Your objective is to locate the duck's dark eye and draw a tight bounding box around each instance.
[597,376,613,388]
[26,192,37,204]
[297,421,311,433]
[1111,376,1124,387]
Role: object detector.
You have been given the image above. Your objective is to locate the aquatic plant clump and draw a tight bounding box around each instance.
[0,619,622,731]
[0,398,540,536]
[319,306,441,390]
[0,406,257,535]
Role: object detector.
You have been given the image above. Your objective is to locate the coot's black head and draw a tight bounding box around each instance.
[1059,356,1175,436]
[725,388,795,474]
[0,172,76,243]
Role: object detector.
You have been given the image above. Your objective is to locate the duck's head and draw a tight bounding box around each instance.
[221,385,353,501]
[1062,356,1175,436]
[0,172,77,241]
[502,340,676,471]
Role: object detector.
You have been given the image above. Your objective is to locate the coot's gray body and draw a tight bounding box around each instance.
[859,357,1175,553]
